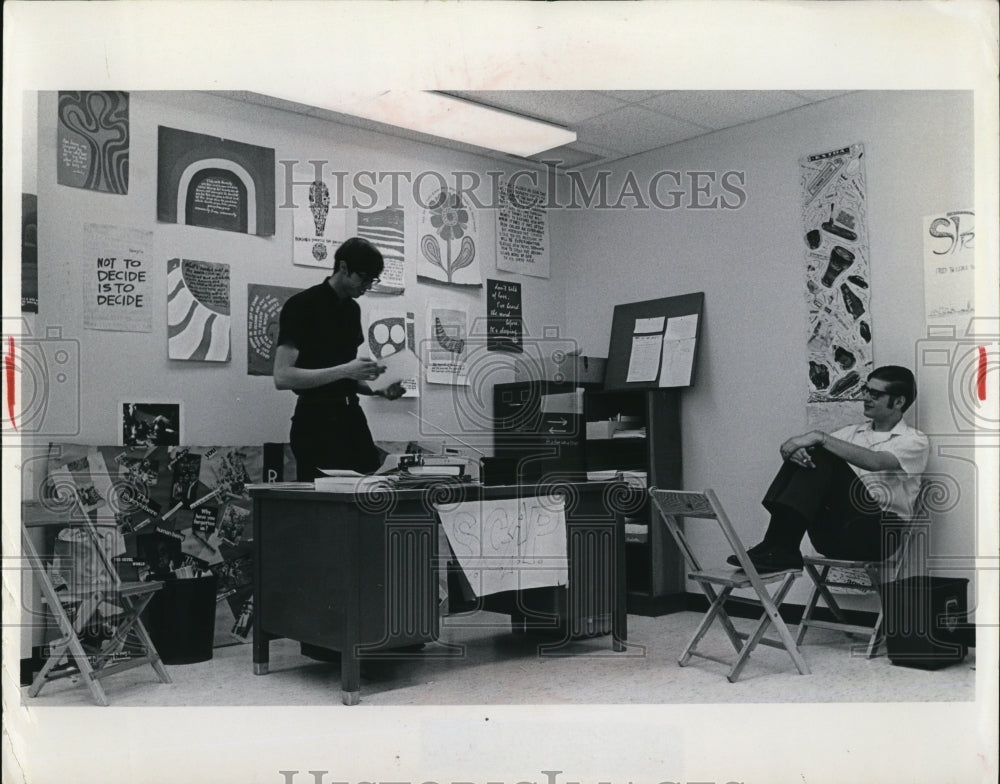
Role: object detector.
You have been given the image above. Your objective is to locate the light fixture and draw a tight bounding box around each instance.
[276,90,576,158]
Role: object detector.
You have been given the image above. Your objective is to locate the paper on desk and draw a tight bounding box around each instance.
[368,348,420,393]
[318,469,365,477]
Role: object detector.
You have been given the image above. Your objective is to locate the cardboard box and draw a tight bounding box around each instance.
[586,420,620,439]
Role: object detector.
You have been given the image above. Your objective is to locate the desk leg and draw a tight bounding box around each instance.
[340,647,361,706]
[613,514,628,652]
[253,630,272,675]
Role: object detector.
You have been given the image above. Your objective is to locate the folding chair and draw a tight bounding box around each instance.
[23,508,171,706]
[795,478,930,658]
[649,488,810,682]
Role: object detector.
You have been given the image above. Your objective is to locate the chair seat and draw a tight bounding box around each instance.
[802,555,881,568]
[689,567,801,588]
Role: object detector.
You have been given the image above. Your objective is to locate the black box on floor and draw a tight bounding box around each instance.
[881,576,969,670]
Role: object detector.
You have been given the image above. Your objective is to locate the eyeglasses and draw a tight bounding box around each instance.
[354,272,381,288]
[860,384,891,400]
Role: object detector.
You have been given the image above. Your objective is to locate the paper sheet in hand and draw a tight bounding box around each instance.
[368,348,419,392]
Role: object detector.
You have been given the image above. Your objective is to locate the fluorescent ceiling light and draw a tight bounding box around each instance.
[279,90,576,157]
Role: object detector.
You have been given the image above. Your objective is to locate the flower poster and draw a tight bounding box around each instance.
[82,223,153,332]
[292,178,346,267]
[57,91,130,194]
[418,187,483,288]
[364,308,419,397]
[424,305,469,386]
[167,258,231,362]
[800,143,872,409]
[247,283,300,375]
[357,207,406,294]
[495,176,551,279]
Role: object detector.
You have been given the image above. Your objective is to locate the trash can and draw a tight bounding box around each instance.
[882,576,969,670]
[142,573,219,664]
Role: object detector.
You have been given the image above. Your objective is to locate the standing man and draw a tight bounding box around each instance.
[731,365,929,571]
[274,237,405,481]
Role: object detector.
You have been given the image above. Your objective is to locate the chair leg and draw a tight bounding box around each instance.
[796,563,824,645]
[861,564,886,658]
[681,586,735,666]
[728,574,809,682]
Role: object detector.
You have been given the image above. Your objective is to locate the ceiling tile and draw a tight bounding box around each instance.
[788,90,854,102]
[599,90,664,103]
[528,142,616,169]
[640,91,810,130]
[445,90,627,125]
[574,105,709,155]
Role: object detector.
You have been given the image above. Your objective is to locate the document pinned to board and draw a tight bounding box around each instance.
[626,316,666,383]
[658,313,699,387]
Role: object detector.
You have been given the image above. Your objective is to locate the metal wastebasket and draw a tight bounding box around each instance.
[142,573,219,664]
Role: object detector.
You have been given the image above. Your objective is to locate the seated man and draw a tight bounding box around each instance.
[731,365,929,572]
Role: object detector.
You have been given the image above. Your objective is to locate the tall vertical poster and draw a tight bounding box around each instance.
[924,209,975,335]
[357,207,406,294]
[486,278,523,352]
[418,186,483,288]
[495,176,551,279]
[167,258,231,362]
[247,284,300,375]
[364,309,419,397]
[425,306,469,386]
[157,126,275,236]
[57,91,130,194]
[83,223,154,332]
[22,194,38,313]
[799,143,872,424]
[292,178,346,267]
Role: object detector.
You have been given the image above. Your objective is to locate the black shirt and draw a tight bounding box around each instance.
[277,278,362,402]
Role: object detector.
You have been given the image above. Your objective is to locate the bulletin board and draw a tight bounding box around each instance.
[604,292,704,391]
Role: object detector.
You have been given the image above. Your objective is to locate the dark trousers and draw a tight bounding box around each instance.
[290,399,381,481]
[760,448,903,560]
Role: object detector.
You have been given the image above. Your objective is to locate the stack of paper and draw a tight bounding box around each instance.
[314,469,393,492]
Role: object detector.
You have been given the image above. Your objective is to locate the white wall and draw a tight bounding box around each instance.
[30,91,569,490]
[552,91,977,600]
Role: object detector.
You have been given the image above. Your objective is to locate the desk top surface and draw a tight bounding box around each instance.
[250,479,627,502]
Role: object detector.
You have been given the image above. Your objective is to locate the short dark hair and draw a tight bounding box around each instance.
[868,365,917,412]
[334,237,384,277]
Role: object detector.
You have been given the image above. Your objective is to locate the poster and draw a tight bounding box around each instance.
[357,207,406,294]
[486,278,523,352]
[495,175,551,279]
[157,126,275,236]
[247,283,300,375]
[167,258,231,362]
[82,223,153,332]
[924,209,975,335]
[21,193,37,313]
[364,308,419,396]
[56,91,130,194]
[435,496,568,597]
[292,177,346,267]
[121,402,181,447]
[424,305,469,386]
[417,186,483,288]
[800,142,872,409]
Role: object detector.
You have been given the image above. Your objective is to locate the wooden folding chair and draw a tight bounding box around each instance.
[649,488,810,682]
[795,478,930,658]
[23,508,171,706]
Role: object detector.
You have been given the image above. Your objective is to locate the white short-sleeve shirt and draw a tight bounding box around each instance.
[831,419,930,518]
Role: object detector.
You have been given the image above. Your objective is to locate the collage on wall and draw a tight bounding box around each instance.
[799,142,872,426]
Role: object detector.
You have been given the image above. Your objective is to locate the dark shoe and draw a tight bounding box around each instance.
[749,547,803,573]
[726,541,769,567]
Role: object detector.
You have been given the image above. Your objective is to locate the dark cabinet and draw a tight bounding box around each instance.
[493,381,685,615]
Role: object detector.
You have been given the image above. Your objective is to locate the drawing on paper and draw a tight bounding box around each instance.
[57,91,130,194]
[418,188,482,287]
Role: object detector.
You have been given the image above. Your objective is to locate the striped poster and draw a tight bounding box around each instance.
[167,258,231,362]
[356,207,405,294]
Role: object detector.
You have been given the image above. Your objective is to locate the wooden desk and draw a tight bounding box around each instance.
[250,481,628,704]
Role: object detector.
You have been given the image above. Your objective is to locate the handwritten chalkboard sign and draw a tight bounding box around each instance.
[487,278,523,352]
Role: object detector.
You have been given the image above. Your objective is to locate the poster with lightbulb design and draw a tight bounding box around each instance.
[292,178,346,267]
[417,186,483,288]
[364,308,419,397]
[799,142,872,426]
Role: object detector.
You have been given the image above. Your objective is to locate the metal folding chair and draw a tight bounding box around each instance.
[23,506,171,706]
[649,488,810,682]
[795,478,930,658]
